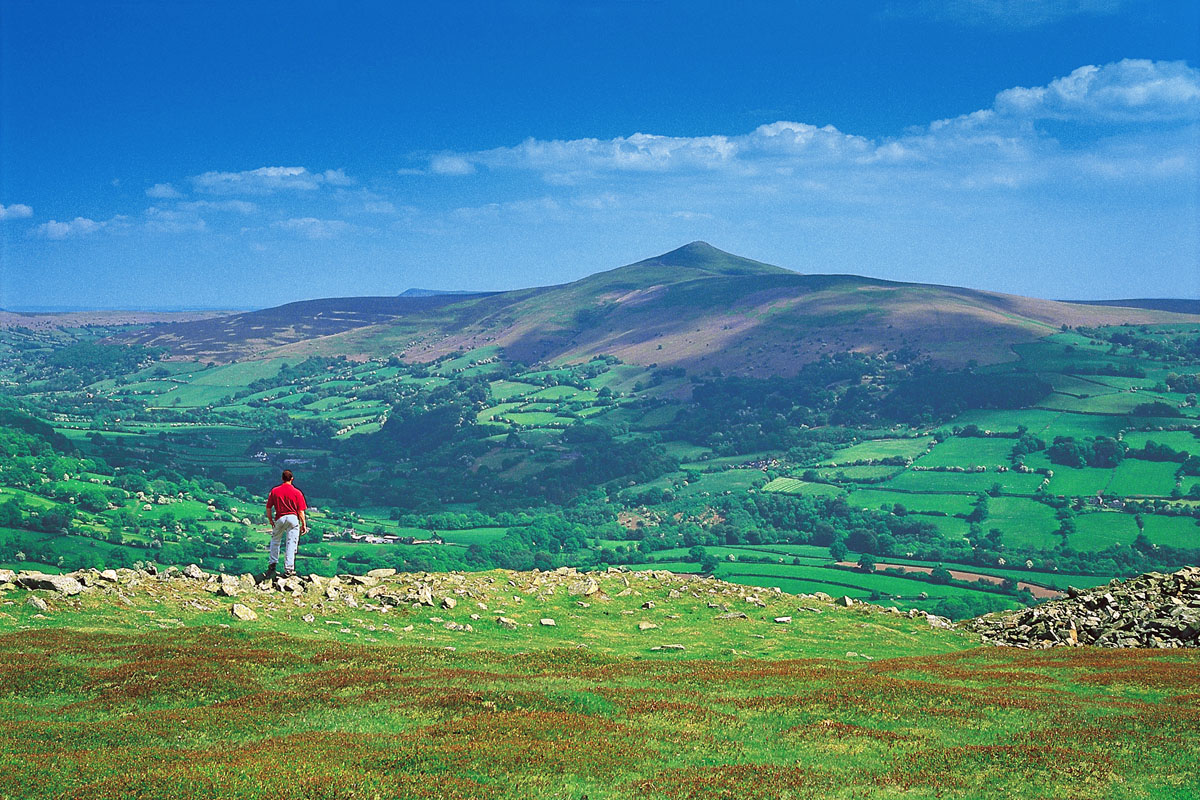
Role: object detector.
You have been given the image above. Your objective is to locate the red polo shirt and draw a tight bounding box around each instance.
[267,483,307,517]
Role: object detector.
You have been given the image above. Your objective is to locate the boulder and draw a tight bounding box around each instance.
[567,577,600,596]
[18,572,83,596]
[183,564,206,580]
[539,618,556,627]
[496,616,518,630]
[637,621,659,631]
[26,595,49,612]
[230,603,258,621]
[441,596,458,610]
[366,568,396,579]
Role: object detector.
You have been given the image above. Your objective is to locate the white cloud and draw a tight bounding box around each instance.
[177,199,258,214]
[271,217,351,239]
[146,182,183,199]
[34,216,110,239]
[143,207,207,234]
[429,155,476,175]
[422,60,1195,196]
[0,203,33,220]
[190,166,353,195]
[993,59,1200,122]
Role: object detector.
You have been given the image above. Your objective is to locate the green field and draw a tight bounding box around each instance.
[882,468,1045,495]
[819,437,933,465]
[916,437,1015,468]
[763,477,843,497]
[844,488,975,516]
[985,497,1060,550]
[1107,459,1181,497]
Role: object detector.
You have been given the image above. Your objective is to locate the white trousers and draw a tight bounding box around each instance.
[269,514,301,571]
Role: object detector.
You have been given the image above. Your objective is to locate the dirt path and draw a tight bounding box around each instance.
[836,561,1064,599]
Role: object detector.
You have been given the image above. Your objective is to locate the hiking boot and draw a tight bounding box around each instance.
[259,564,277,583]
[282,569,297,579]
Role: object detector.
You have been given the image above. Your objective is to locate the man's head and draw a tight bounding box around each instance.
[281,469,293,483]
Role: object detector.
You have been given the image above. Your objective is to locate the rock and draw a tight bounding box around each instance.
[183,564,206,580]
[217,584,240,598]
[441,596,457,610]
[0,569,16,585]
[230,603,258,621]
[964,567,1200,649]
[774,616,792,624]
[99,570,119,583]
[567,577,600,596]
[17,572,83,596]
[539,618,556,627]
[366,568,396,579]
[302,614,315,623]
[837,596,854,607]
[638,621,659,631]
[26,595,49,612]
[715,612,748,620]
[660,644,686,651]
[496,616,518,629]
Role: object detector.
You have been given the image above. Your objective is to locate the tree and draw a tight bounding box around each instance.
[699,552,720,574]
[930,565,952,584]
[857,552,876,572]
[829,538,848,562]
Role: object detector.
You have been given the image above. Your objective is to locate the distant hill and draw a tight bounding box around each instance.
[1064,299,1200,315]
[398,288,480,298]
[120,242,1200,373]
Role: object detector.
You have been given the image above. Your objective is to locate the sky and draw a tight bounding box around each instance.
[1,0,1198,310]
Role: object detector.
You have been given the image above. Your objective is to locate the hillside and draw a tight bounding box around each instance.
[121,242,1199,373]
[3,565,1197,799]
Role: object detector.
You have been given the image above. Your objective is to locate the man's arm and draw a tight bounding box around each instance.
[265,495,275,526]
[299,508,308,534]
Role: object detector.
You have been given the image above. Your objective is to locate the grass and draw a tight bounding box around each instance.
[916,438,1015,469]
[819,437,933,465]
[844,488,976,516]
[763,478,844,498]
[985,497,1060,551]
[1108,459,1181,497]
[3,570,1193,800]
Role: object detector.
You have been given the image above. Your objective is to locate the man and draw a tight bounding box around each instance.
[263,469,308,580]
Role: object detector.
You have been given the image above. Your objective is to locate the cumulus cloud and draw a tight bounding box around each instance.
[271,217,351,239]
[429,155,476,175]
[190,166,353,195]
[146,182,183,199]
[993,59,1200,122]
[0,203,33,220]
[420,60,1196,195]
[143,207,207,234]
[177,199,258,214]
[34,216,114,239]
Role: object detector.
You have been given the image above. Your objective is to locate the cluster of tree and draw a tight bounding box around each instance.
[1047,436,1126,469]
[40,342,166,388]
[879,368,1052,424]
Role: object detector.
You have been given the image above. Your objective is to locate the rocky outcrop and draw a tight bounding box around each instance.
[965,567,1200,649]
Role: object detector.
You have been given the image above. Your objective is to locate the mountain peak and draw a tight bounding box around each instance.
[627,242,794,277]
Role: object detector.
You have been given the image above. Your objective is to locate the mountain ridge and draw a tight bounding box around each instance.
[120,243,1200,373]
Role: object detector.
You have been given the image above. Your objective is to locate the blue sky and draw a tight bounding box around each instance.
[1,0,1197,309]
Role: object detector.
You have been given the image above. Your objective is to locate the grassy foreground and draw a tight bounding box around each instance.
[1,568,1198,799]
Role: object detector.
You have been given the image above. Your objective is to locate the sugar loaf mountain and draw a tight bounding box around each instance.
[4,242,1200,798]
[121,241,1193,371]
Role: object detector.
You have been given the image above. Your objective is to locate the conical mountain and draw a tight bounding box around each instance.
[123,243,1199,374]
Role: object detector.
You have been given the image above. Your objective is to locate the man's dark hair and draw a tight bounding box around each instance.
[281,469,293,482]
